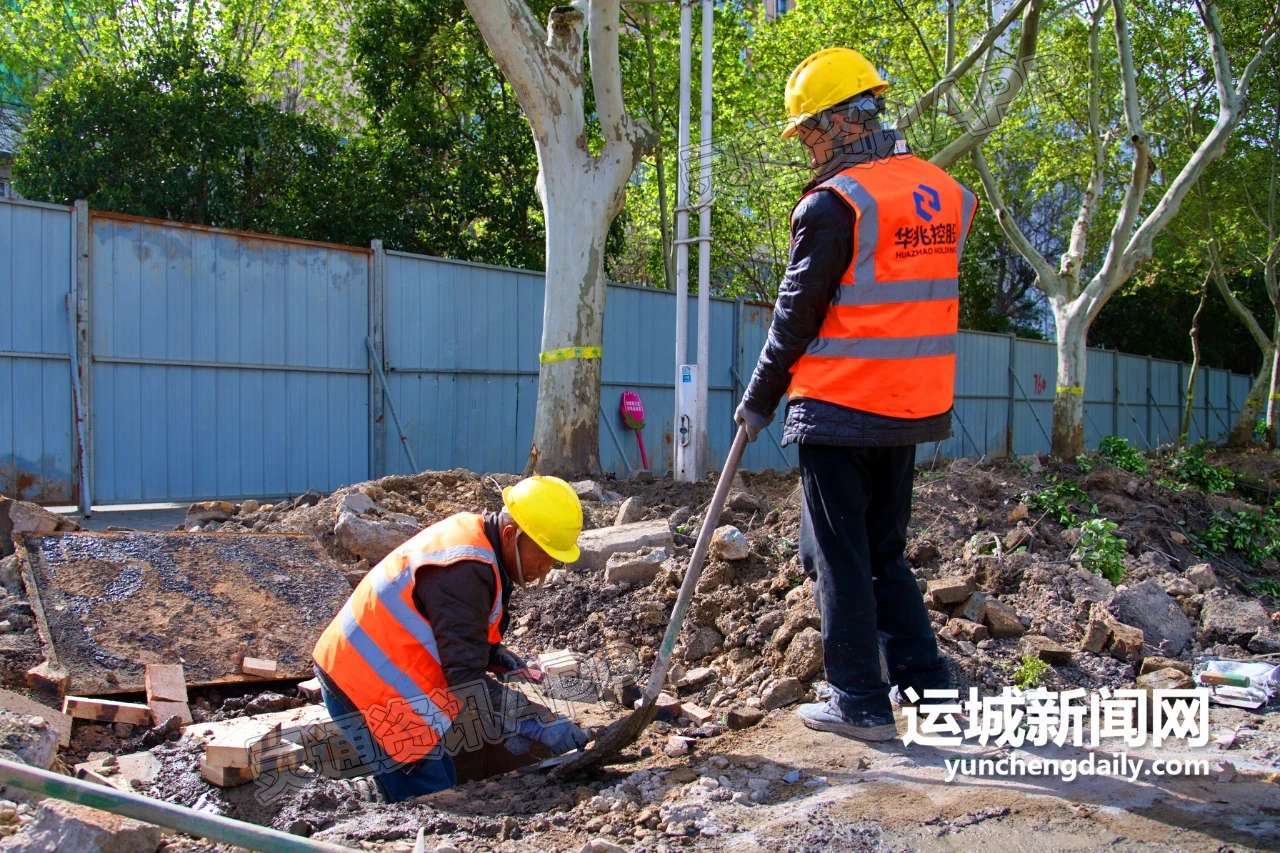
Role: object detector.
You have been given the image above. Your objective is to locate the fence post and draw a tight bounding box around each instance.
[1111,348,1119,438]
[71,200,94,516]
[1006,334,1017,457]
[368,240,387,478]
[1145,355,1153,447]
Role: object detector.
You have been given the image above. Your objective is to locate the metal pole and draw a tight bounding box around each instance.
[694,0,713,476]
[72,200,93,517]
[365,337,418,473]
[368,240,388,479]
[599,404,636,476]
[0,759,351,853]
[673,0,693,482]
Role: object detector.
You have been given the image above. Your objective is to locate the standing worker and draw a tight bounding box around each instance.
[312,476,589,800]
[735,48,977,740]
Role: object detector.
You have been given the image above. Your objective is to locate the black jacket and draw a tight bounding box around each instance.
[741,134,952,448]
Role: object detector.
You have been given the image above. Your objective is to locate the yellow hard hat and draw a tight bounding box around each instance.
[782,47,890,139]
[501,475,583,563]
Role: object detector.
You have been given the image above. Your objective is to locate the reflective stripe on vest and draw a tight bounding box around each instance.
[312,513,504,764]
[787,156,977,419]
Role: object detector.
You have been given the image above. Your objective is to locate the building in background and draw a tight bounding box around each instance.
[765,0,792,19]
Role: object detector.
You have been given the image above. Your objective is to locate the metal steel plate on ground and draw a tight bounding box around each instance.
[17,532,349,694]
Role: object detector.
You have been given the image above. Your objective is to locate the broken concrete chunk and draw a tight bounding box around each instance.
[680,624,724,662]
[1136,667,1194,691]
[1248,625,1280,655]
[1105,579,1193,656]
[958,592,989,624]
[537,650,583,677]
[603,547,669,585]
[1105,620,1145,662]
[1,497,75,557]
[334,510,420,564]
[1198,591,1270,647]
[727,491,767,514]
[927,577,973,607]
[571,480,605,501]
[573,520,674,572]
[23,662,69,696]
[760,677,805,710]
[297,678,322,703]
[942,618,989,643]
[1185,562,1218,591]
[0,708,59,770]
[613,496,646,526]
[1080,618,1111,653]
[62,697,152,726]
[1023,634,1072,665]
[1138,656,1192,676]
[13,799,162,852]
[184,500,235,526]
[0,688,71,748]
[709,525,750,562]
[727,707,765,729]
[681,703,715,725]
[337,491,377,517]
[675,667,716,690]
[781,627,824,680]
[982,598,1026,638]
[663,735,693,757]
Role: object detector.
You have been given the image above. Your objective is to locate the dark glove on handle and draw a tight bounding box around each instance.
[734,401,771,443]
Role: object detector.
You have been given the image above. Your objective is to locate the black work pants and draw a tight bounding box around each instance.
[798,443,948,725]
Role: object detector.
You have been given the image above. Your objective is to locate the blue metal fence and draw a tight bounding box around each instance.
[0,197,1260,505]
[0,198,75,503]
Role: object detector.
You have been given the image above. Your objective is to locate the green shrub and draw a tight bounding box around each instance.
[1025,477,1097,526]
[1201,500,1280,568]
[1013,654,1051,689]
[1098,435,1148,474]
[1252,579,1280,600]
[1165,443,1235,493]
[1075,518,1127,584]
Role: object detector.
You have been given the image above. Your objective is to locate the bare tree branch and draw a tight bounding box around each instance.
[589,0,627,143]
[971,147,1060,289]
[930,0,1043,169]
[462,0,564,141]
[896,0,1031,131]
[1112,0,1280,283]
[1059,3,1109,285]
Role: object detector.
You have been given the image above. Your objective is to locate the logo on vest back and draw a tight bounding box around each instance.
[913,184,941,221]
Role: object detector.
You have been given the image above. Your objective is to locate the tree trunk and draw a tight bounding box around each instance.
[1179,275,1210,447]
[527,162,611,476]
[1051,302,1088,458]
[1227,354,1274,447]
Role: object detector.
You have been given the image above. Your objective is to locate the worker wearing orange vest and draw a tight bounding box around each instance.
[312,476,589,801]
[736,48,977,741]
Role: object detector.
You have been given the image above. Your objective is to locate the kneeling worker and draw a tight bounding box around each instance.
[312,475,589,801]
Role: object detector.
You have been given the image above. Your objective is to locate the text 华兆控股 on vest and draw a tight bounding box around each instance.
[787,154,978,419]
[312,513,504,764]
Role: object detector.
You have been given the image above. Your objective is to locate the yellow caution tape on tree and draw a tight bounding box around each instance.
[1056,385,1085,396]
[1271,392,1280,401]
[539,345,602,365]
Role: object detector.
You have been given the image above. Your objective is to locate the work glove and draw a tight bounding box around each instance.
[516,716,590,755]
[734,401,771,443]
[489,645,545,682]
[489,645,526,674]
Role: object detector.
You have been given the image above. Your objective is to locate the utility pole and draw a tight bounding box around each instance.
[674,0,712,482]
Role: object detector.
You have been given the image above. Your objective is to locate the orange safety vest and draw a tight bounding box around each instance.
[312,512,504,764]
[787,154,978,419]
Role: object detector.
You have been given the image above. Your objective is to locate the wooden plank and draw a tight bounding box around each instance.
[241,657,279,678]
[61,696,151,726]
[144,664,187,703]
[148,700,192,726]
[0,687,72,747]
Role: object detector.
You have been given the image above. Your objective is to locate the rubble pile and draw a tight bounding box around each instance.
[0,445,1277,848]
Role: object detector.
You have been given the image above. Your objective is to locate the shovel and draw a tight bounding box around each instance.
[551,425,749,778]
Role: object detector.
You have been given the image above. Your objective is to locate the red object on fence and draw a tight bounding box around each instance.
[619,391,649,470]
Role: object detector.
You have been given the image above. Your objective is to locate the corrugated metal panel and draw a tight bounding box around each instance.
[1149,361,1182,446]
[0,198,75,502]
[1115,355,1150,448]
[1010,339,1055,455]
[735,303,797,471]
[90,214,368,502]
[1205,369,1230,441]
[952,332,1012,458]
